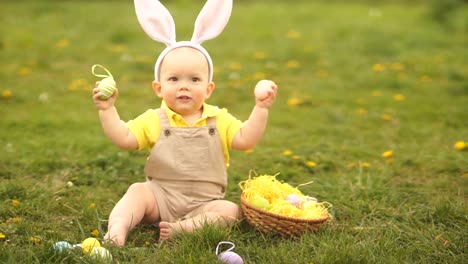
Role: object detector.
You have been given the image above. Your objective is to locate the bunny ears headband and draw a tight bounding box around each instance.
[134,0,233,82]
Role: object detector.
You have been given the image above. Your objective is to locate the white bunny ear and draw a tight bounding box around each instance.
[191,0,233,44]
[134,0,176,46]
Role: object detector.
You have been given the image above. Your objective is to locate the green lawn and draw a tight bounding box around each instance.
[0,1,467,263]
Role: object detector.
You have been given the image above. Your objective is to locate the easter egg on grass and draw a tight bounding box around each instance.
[52,241,72,253]
[248,196,270,210]
[98,77,116,100]
[81,237,101,254]
[90,247,113,261]
[218,251,244,264]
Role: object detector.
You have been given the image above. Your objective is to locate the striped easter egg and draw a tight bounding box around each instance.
[98,77,116,100]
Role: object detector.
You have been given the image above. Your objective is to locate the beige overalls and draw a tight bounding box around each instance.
[144,109,227,222]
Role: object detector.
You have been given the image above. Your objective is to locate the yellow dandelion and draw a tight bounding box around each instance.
[253,52,268,60]
[356,108,368,115]
[390,63,404,71]
[0,233,6,240]
[287,97,304,106]
[17,67,32,76]
[11,199,20,207]
[382,114,393,121]
[286,30,301,39]
[306,161,317,168]
[90,229,100,237]
[286,60,300,69]
[283,150,293,156]
[228,62,242,71]
[315,69,329,78]
[30,237,41,244]
[372,63,386,72]
[2,89,13,98]
[393,94,405,101]
[55,38,70,48]
[382,150,393,158]
[454,141,466,150]
[11,217,22,222]
[420,75,432,82]
[371,90,382,97]
[68,78,90,91]
[292,155,301,160]
[89,203,96,209]
[253,72,266,80]
[362,162,371,168]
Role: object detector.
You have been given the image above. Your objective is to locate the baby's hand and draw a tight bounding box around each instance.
[92,81,118,110]
[254,80,278,109]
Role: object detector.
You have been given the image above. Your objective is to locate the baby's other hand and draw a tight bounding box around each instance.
[254,80,278,109]
[92,81,118,110]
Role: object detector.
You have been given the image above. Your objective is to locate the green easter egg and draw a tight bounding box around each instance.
[98,77,116,100]
[90,247,113,261]
[249,196,270,210]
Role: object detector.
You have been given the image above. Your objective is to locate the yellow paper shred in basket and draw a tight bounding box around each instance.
[239,173,332,220]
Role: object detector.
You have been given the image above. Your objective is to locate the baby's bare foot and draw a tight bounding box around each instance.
[158,221,178,241]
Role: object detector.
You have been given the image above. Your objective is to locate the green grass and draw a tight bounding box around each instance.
[1,1,467,263]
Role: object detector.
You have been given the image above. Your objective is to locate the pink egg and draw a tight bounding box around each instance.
[218,251,244,264]
[285,194,302,207]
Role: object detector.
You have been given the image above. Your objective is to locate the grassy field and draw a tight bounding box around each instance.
[0,0,467,263]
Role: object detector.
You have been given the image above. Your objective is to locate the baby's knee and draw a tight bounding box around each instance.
[217,201,242,220]
[126,182,147,194]
[229,202,242,219]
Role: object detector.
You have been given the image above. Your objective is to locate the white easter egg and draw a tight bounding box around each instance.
[218,251,244,264]
[254,80,271,100]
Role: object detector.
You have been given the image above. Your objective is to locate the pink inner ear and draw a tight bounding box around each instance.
[134,0,176,46]
[192,0,233,44]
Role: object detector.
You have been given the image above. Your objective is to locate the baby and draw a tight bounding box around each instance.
[91,0,277,246]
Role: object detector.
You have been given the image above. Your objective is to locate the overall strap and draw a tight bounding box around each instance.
[156,108,170,127]
[206,116,216,126]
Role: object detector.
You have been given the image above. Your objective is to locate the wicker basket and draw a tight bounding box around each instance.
[240,195,328,237]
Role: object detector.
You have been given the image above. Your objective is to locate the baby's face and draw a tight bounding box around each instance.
[156,47,214,116]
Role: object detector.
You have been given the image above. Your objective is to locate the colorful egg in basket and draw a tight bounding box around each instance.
[239,173,331,237]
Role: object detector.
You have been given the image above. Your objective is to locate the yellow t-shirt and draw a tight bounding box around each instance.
[127,101,243,166]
